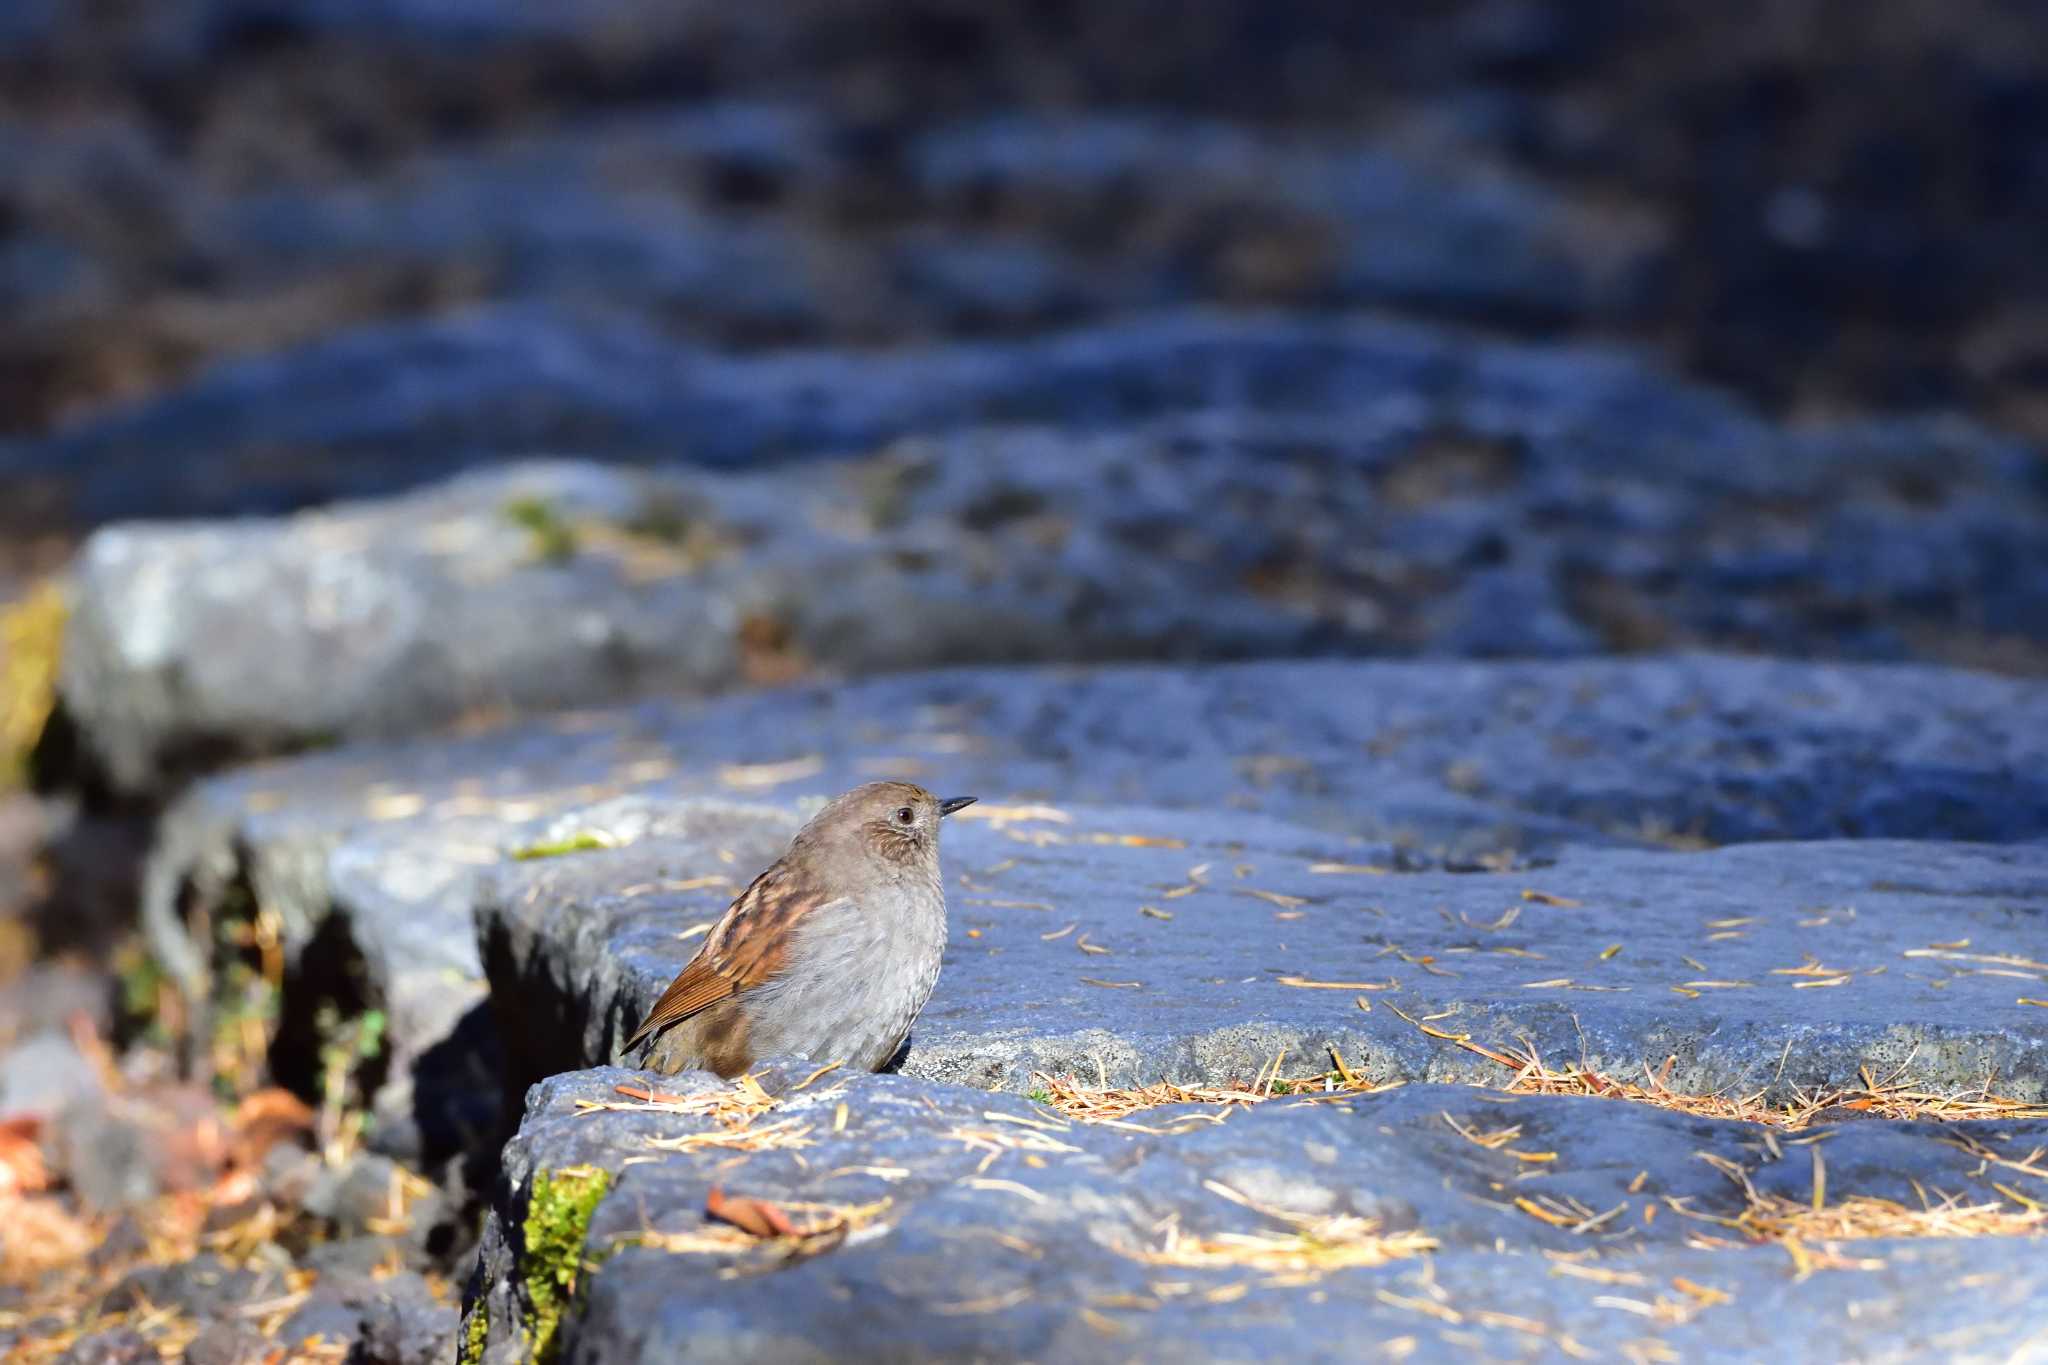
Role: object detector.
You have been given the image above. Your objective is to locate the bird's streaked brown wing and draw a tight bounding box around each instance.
[623,862,830,1051]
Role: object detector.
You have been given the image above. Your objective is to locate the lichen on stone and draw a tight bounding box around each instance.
[522,1164,613,1363]
[504,496,579,564]
[0,580,65,789]
[509,830,616,861]
[458,1302,489,1364]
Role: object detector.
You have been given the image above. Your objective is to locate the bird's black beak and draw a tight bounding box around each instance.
[939,796,978,818]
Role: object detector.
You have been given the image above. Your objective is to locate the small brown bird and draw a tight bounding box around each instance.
[623,781,976,1077]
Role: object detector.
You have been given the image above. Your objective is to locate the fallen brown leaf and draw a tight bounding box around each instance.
[705,1186,798,1239]
[614,1082,689,1105]
[0,1194,96,1281]
[230,1088,316,1170]
[0,1116,48,1196]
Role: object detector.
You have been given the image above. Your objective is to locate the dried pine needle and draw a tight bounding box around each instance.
[1029,1060,1399,1124]
[1690,1151,2044,1250]
[1391,1014,2048,1130]
[625,1197,892,1256]
[1113,1180,1436,1276]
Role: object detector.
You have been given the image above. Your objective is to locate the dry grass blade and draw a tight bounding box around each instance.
[645,1116,813,1155]
[705,1187,796,1238]
[1394,1016,2048,1130]
[1938,1130,2048,1183]
[1030,1053,1400,1124]
[1276,975,1398,991]
[576,1074,781,1126]
[717,756,825,789]
[951,803,1071,826]
[947,1121,1084,1174]
[1546,1256,1646,1286]
[1,582,66,786]
[0,1175,450,1364]
[577,1072,810,1159]
[1114,1180,1437,1277]
[1772,1192,2044,1242]
[947,1124,1082,1156]
[1692,1151,2044,1254]
[1441,1112,1557,1164]
[627,1197,892,1257]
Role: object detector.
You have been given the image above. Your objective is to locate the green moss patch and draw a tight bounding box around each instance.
[458,1302,489,1364]
[523,1164,613,1362]
[505,496,579,565]
[509,830,616,861]
[1,581,65,789]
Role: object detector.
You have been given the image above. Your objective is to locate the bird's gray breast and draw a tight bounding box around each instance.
[743,887,948,1070]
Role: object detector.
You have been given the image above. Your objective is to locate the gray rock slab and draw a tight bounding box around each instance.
[144,654,2048,908]
[0,1029,101,1122]
[9,300,2040,550]
[908,110,1660,324]
[136,658,2048,1153]
[465,1065,2048,1363]
[0,305,1487,519]
[481,812,2048,1103]
[1,84,1658,463]
[55,432,1490,793]
[196,103,1639,332]
[43,312,2048,794]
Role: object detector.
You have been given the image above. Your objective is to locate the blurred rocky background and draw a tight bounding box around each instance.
[7,2,2048,519]
[2,3,2047,1361]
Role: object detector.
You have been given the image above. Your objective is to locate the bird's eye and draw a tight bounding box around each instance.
[895,806,916,825]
